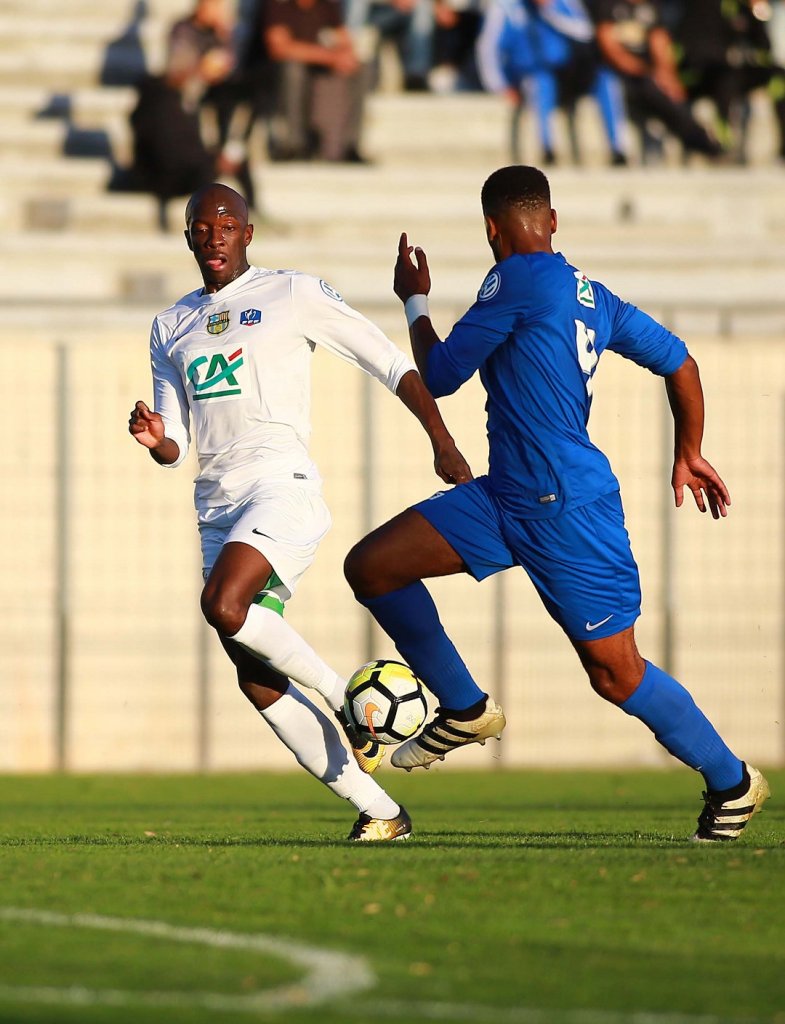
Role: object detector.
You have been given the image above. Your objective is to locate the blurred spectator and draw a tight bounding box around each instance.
[198,0,278,192]
[264,0,371,161]
[113,0,256,228]
[676,0,785,163]
[476,0,628,164]
[166,0,263,206]
[362,0,435,91]
[430,0,484,91]
[167,0,237,107]
[120,68,218,230]
[590,0,724,161]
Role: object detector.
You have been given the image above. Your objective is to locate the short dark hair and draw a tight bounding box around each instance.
[481,165,551,218]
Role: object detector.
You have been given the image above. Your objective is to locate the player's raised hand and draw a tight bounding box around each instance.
[434,438,474,487]
[672,455,731,519]
[394,232,431,303]
[129,400,165,450]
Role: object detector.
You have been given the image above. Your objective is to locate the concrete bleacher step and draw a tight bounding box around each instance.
[0,157,110,196]
[3,152,784,247]
[0,15,147,43]
[0,0,782,329]
[0,84,137,122]
[1,212,782,315]
[0,0,190,15]
[259,162,785,235]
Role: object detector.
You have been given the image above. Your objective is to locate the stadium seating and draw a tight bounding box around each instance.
[1,0,784,322]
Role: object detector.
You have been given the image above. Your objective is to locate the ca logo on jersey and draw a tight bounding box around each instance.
[206,310,230,334]
[478,271,501,302]
[187,347,244,401]
[574,271,595,309]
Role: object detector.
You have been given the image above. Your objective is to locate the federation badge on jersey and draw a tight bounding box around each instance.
[574,271,595,309]
[240,308,262,327]
[206,310,231,335]
[320,280,343,302]
[478,271,501,302]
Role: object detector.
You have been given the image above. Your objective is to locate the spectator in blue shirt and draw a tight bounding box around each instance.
[476,0,628,163]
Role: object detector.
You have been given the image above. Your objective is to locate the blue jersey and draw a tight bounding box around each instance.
[426,251,688,518]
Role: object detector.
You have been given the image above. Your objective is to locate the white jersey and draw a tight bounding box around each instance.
[150,265,415,510]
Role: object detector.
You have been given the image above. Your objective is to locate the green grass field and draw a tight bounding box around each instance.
[0,769,783,1024]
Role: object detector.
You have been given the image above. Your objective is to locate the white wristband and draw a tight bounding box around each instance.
[404,294,430,328]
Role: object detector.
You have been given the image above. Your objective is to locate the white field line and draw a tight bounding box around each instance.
[0,907,374,1012]
[0,908,773,1024]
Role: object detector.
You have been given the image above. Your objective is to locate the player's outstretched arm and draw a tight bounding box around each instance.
[395,370,473,485]
[399,370,472,485]
[665,356,731,519]
[394,232,441,380]
[128,400,181,466]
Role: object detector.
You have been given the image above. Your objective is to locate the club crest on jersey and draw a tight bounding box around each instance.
[187,347,244,401]
[574,271,595,309]
[320,280,343,302]
[240,308,262,327]
[478,271,501,302]
[206,310,231,335]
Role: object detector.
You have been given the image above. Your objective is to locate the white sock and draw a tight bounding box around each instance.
[260,684,399,818]
[232,604,346,711]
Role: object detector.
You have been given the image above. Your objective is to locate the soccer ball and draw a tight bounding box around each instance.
[344,660,428,745]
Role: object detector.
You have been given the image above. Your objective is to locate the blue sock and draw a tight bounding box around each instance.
[621,661,744,792]
[359,583,485,711]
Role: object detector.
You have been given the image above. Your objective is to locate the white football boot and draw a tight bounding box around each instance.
[391,697,506,770]
[691,764,770,842]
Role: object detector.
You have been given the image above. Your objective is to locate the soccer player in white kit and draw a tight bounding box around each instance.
[129,183,472,841]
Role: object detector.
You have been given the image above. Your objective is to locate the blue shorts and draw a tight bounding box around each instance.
[413,477,641,641]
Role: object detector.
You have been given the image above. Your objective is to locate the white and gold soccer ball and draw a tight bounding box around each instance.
[344,660,428,745]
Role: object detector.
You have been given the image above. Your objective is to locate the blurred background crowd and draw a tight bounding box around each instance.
[109,0,785,220]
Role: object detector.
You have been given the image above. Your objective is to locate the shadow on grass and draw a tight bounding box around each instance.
[4,830,780,849]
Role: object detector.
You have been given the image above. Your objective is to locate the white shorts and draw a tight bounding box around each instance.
[198,480,332,601]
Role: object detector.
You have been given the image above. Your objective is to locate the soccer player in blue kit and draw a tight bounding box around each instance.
[343,164,770,842]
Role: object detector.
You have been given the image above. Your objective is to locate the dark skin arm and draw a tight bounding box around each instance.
[128,400,181,465]
[264,23,360,74]
[595,21,649,77]
[648,25,685,101]
[393,233,442,380]
[392,233,472,484]
[395,369,472,484]
[665,355,730,518]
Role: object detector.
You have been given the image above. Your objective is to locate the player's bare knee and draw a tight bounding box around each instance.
[587,665,640,705]
[200,587,247,636]
[343,543,373,596]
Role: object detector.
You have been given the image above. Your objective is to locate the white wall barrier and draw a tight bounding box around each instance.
[1,319,782,772]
